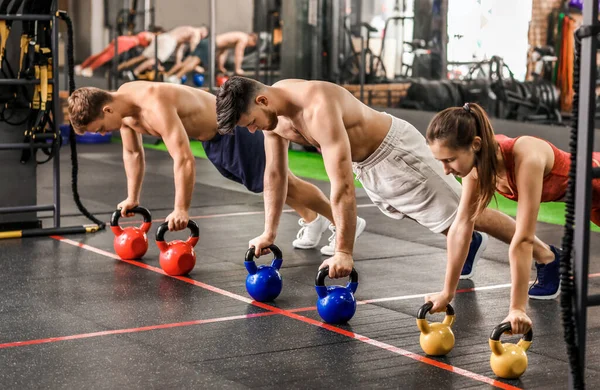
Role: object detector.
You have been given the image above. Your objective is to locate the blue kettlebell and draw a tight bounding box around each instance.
[193,73,205,87]
[181,74,188,84]
[244,244,283,302]
[315,266,359,324]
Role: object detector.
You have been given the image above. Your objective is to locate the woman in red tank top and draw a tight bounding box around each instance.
[423,103,600,339]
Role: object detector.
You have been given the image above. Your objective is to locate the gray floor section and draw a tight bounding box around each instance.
[1,123,598,389]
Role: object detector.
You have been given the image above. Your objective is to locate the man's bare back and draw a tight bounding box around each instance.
[168,25,206,45]
[117,81,218,141]
[266,80,392,163]
[216,32,251,50]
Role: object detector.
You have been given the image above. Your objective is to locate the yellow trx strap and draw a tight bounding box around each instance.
[0,21,9,66]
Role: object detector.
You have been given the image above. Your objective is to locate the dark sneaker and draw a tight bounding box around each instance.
[528,245,561,300]
[460,231,488,279]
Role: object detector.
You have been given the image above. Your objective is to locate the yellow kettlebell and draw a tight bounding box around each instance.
[489,322,533,379]
[416,302,456,356]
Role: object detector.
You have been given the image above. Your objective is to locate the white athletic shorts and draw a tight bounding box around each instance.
[142,33,178,63]
[353,114,462,233]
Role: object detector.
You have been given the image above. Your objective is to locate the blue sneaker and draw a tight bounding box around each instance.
[528,245,561,300]
[460,231,488,279]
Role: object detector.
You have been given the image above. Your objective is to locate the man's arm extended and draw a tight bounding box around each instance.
[175,43,186,64]
[263,130,289,239]
[118,124,145,216]
[249,130,289,256]
[311,99,356,278]
[217,50,229,73]
[151,99,195,230]
[121,124,145,201]
[233,35,249,74]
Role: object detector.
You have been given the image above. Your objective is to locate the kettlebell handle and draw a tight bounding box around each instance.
[244,244,283,276]
[315,266,358,286]
[314,267,359,298]
[155,220,200,246]
[244,244,283,262]
[489,322,533,357]
[110,206,152,233]
[489,322,533,343]
[416,302,455,335]
[417,302,455,319]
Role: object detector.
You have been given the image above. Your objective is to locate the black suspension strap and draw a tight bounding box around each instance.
[57,10,106,229]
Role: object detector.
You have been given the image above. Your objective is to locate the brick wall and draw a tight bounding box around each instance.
[343,83,410,107]
[529,0,564,49]
[527,1,585,79]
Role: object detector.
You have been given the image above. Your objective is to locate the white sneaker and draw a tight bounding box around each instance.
[81,67,93,77]
[74,65,82,75]
[124,70,136,81]
[292,214,330,249]
[320,216,366,256]
[167,75,182,84]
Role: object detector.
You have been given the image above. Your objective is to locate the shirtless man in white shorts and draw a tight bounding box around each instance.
[215,77,553,281]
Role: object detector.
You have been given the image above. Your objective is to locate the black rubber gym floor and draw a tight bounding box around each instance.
[1,141,599,389]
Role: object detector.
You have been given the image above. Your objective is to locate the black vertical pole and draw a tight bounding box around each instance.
[51,7,60,228]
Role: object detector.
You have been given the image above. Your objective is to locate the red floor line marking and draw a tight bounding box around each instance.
[52,235,519,389]
[288,306,317,313]
[232,305,520,390]
[353,338,519,390]
[0,312,276,350]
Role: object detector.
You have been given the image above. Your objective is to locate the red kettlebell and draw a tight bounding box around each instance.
[156,220,200,276]
[110,206,152,260]
[216,73,229,87]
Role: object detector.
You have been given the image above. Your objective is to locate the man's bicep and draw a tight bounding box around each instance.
[310,105,354,186]
[190,36,201,51]
[310,102,346,146]
[264,131,288,172]
[236,37,249,50]
[311,105,351,161]
[163,129,193,162]
[120,125,143,153]
[320,140,353,182]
